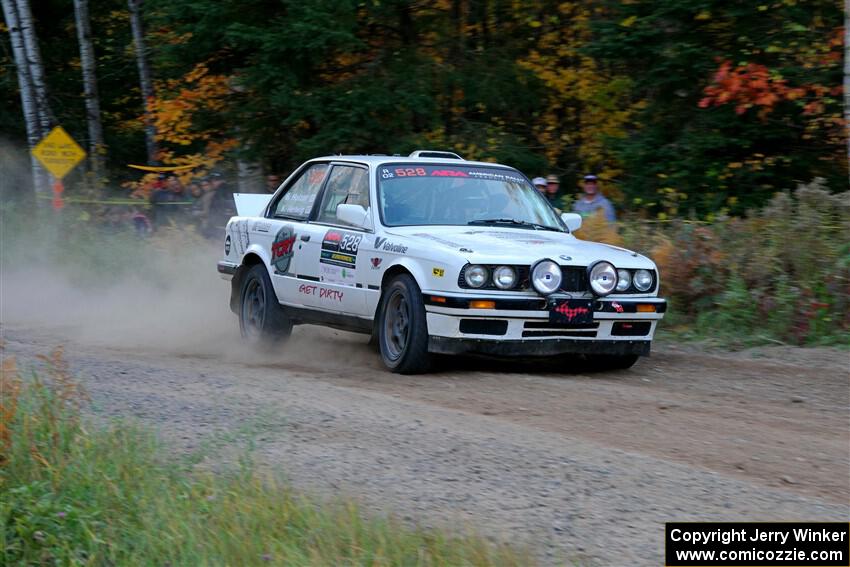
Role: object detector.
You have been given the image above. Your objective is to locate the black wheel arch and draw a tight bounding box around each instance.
[230,253,266,314]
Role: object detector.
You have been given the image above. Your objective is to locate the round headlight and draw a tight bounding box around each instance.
[633,269,653,292]
[531,259,562,295]
[492,266,517,290]
[616,269,632,292]
[464,265,489,288]
[588,261,617,296]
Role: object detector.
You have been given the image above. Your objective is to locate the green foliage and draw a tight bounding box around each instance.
[1,362,530,566]
[589,0,847,216]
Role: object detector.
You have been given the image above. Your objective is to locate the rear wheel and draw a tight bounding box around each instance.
[239,264,292,349]
[378,274,431,374]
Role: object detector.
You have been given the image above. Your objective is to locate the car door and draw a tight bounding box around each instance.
[262,162,329,308]
[293,163,372,316]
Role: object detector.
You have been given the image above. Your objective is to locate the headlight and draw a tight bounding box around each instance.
[633,269,653,292]
[588,261,617,296]
[616,269,632,292]
[492,266,517,290]
[464,265,489,288]
[531,259,562,295]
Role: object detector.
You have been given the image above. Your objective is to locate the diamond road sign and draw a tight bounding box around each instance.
[32,126,86,179]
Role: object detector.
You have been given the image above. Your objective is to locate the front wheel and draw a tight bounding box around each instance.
[378,274,431,374]
[239,264,292,349]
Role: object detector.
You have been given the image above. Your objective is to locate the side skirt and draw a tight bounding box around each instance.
[282,305,373,335]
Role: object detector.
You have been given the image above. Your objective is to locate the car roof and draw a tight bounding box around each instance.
[307,154,519,170]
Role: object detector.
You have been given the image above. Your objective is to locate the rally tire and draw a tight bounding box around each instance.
[239,264,292,349]
[378,274,431,374]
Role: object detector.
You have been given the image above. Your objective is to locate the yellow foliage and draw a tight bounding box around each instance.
[573,210,624,246]
[517,2,642,179]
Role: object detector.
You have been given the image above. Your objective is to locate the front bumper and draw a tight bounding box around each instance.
[424,294,666,357]
[429,336,651,356]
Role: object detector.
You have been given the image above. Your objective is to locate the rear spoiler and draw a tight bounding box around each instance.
[233,193,272,217]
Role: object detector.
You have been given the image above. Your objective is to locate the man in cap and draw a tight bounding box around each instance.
[532,177,547,195]
[573,174,616,222]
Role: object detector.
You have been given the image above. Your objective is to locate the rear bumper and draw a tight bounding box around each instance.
[217,261,238,279]
[429,336,651,356]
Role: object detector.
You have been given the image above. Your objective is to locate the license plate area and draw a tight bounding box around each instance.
[549,298,594,326]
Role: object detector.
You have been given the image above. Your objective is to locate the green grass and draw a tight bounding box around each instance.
[0,359,530,566]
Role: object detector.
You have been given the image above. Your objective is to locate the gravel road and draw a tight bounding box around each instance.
[3,322,848,566]
[2,252,848,565]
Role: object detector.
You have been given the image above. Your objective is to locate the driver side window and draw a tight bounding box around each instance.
[316,165,369,225]
[272,163,328,219]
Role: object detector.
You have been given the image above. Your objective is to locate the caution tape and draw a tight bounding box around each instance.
[127,163,200,172]
[36,194,195,206]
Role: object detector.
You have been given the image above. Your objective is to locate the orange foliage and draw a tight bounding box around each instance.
[698,60,802,115]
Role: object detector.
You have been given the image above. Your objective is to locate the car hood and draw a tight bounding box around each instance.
[385,225,656,269]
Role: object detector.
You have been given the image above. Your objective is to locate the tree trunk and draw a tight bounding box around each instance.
[127,0,158,164]
[73,0,105,177]
[844,0,849,184]
[2,0,48,198]
[15,0,52,137]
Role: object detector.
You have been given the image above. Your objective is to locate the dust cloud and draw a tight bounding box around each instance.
[0,155,375,370]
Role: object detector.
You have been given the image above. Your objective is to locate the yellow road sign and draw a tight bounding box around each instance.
[32,126,86,179]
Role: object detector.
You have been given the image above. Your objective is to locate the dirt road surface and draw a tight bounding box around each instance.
[2,250,848,565]
[3,321,848,565]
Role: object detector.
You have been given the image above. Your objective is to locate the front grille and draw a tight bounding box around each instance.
[522,321,598,338]
[560,266,588,292]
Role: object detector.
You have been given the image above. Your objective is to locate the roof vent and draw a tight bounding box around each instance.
[408,150,464,160]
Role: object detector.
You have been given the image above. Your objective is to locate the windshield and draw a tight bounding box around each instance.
[377,164,564,230]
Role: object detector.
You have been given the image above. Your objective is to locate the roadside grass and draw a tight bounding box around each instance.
[0,350,531,566]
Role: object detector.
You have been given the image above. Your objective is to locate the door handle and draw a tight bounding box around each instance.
[300,234,311,242]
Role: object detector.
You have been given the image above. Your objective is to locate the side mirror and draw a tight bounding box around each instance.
[561,212,582,232]
[336,203,369,228]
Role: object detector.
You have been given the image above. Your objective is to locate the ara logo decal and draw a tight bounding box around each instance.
[553,304,589,321]
[370,257,383,269]
[374,237,408,254]
[271,225,296,274]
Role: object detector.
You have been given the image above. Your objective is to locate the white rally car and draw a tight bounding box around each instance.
[218,151,666,374]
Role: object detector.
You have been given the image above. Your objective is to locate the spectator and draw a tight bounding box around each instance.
[545,174,560,206]
[266,174,281,193]
[573,174,616,222]
[532,177,547,195]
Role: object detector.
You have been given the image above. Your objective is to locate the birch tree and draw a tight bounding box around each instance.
[1,0,48,197]
[73,0,105,176]
[844,0,849,184]
[127,0,158,164]
[15,0,51,136]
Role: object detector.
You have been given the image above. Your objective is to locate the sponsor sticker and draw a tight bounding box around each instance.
[298,283,344,302]
[320,264,356,286]
[432,267,445,277]
[271,225,296,274]
[374,236,408,254]
[370,257,383,269]
[321,230,361,269]
[224,235,231,255]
